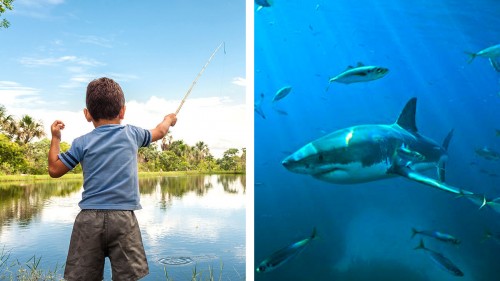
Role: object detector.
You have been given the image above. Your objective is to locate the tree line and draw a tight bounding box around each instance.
[0,105,245,175]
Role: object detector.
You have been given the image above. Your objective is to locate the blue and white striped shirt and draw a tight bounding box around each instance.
[59,124,152,210]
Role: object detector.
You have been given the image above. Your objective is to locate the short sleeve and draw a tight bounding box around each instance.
[58,139,82,170]
[128,125,152,148]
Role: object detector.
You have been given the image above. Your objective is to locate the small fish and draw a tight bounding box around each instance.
[273,108,288,116]
[484,197,500,213]
[256,227,317,273]
[414,239,464,277]
[456,191,500,214]
[255,93,266,119]
[496,129,500,137]
[466,44,500,72]
[456,189,487,209]
[411,228,460,245]
[255,0,272,11]
[328,62,389,85]
[475,146,500,161]
[272,86,292,103]
[483,229,500,245]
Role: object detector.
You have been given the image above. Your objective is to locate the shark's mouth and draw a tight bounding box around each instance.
[312,167,348,178]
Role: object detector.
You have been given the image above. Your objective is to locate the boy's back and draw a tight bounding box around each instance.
[59,124,152,210]
[48,77,177,281]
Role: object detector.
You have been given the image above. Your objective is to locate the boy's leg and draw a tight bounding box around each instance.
[107,211,149,281]
[64,210,106,281]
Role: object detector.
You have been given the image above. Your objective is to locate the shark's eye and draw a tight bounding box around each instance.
[318,154,324,162]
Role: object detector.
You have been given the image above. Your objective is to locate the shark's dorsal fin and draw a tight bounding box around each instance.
[396,98,418,132]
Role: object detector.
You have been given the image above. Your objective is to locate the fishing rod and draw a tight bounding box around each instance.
[175,41,225,115]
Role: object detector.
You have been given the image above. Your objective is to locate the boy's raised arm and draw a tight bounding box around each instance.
[48,120,70,178]
[150,113,177,142]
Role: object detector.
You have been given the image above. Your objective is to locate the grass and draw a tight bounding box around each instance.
[0,170,244,183]
[1,248,235,281]
[0,247,64,281]
[164,262,225,281]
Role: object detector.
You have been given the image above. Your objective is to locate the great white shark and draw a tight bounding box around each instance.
[282,98,484,199]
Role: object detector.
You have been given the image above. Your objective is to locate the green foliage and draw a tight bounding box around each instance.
[217,148,242,171]
[0,134,27,175]
[0,248,64,281]
[0,0,13,29]
[138,143,161,171]
[0,104,245,175]
[16,115,46,145]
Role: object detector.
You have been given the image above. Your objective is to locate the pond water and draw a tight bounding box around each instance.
[0,174,246,280]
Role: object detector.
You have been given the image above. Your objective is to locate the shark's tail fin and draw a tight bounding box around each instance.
[310,227,318,240]
[411,228,419,239]
[414,239,426,251]
[465,51,477,64]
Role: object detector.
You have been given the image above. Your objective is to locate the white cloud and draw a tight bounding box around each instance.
[16,0,64,7]
[78,35,113,48]
[59,73,138,89]
[5,95,245,159]
[20,55,104,67]
[232,77,246,87]
[124,96,246,158]
[59,74,96,89]
[0,81,44,107]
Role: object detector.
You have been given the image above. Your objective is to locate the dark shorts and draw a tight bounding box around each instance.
[64,210,149,281]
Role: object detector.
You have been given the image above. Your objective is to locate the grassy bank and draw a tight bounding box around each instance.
[0,171,244,182]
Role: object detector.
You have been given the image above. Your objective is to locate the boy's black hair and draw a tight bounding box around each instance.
[86,77,125,121]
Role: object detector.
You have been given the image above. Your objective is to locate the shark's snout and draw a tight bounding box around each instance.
[281,155,297,171]
[282,143,318,173]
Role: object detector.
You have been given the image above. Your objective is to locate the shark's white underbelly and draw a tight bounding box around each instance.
[313,161,395,184]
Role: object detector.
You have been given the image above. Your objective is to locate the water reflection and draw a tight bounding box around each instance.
[218,174,246,194]
[0,175,245,229]
[139,175,246,210]
[0,174,245,280]
[0,180,82,229]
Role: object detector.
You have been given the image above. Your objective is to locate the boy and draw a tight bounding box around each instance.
[48,77,177,280]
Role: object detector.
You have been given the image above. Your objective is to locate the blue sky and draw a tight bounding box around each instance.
[0,0,246,157]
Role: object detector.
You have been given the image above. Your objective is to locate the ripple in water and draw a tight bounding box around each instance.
[158,257,193,266]
[157,254,218,266]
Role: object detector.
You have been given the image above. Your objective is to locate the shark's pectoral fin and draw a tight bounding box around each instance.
[391,166,461,195]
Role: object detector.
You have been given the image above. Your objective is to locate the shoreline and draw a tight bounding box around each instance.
[0,171,245,182]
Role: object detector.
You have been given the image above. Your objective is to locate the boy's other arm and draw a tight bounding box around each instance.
[48,120,70,178]
[151,113,177,142]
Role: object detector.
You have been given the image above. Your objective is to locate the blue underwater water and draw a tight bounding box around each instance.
[254,0,500,280]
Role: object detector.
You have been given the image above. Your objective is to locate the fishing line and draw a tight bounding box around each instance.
[175,41,225,115]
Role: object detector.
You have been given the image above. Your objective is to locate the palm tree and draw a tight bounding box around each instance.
[0,105,16,138]
[169,140,188,158]
[16,115,45,145]
[160,131,173,151]
[194,141,209,163]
